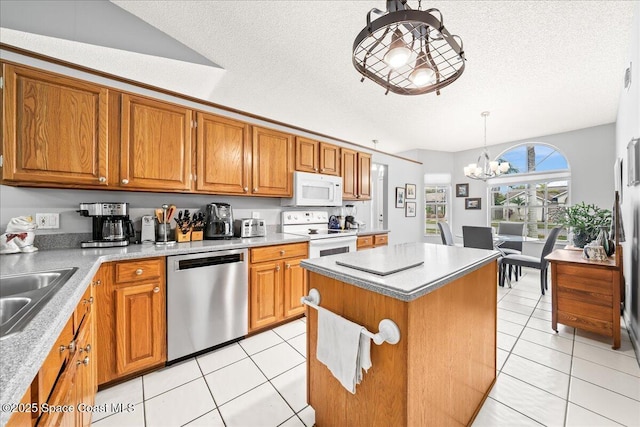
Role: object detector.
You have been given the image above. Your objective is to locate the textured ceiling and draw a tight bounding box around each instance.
[107,1,633,153]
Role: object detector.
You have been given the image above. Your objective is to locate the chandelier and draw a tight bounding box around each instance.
[464,112,510,181]
[352,0,466,96]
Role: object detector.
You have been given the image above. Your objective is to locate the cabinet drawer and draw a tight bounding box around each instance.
[373,234,388,246]
[357,236,373,249]
[38,316,74,405]
[115,258,163,284]
[556,266,613,295]
[251,243,308,263]
[557,297,613,322]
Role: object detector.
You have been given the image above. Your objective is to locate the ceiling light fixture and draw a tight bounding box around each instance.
[352,0,465,96]
[464,112,510,181]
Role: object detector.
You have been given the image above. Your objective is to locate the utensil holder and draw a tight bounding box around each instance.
[155,222,175,245]
[176,228,192,243]
[191,230,203,241]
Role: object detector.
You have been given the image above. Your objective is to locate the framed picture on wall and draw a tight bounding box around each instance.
[455,183,469,197]
[395,187,406,208]
[405,183,416,199]
[628,137,639,186]
[405,201,416,217]
[465,197,481,210]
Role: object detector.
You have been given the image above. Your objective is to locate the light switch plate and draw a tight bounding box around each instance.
[35,213,60,229]
[252,211,260,219]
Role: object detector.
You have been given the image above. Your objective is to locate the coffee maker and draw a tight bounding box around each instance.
[204,202,234,239]
[78,202,135,248]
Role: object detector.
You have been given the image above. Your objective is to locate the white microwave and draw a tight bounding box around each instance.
[281,171,343,207]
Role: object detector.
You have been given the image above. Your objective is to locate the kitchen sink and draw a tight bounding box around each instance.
[0,297,31,325]
[0,268,78,339]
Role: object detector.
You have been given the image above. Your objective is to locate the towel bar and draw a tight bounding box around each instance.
[301,288,401,345]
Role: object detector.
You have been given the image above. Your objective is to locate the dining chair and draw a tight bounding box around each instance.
[437,222,455,246]
[462,226,494,250]
[497,222,525,280]
[499,227,562,295]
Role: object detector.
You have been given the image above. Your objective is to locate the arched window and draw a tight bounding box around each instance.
[488,143,570,240]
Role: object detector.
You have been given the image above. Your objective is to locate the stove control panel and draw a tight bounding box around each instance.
[282,211,329,225]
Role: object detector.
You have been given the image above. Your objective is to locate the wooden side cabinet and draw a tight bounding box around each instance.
[249,243,308,332]
[295,137,340,176]
[547,248,622,349]
[2,63,109,187]
[96,258,166,385]
[252,126,294,196]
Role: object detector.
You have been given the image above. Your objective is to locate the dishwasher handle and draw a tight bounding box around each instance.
[174,252,245,271]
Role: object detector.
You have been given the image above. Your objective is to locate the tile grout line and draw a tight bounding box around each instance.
[193,355,227,427]
[562,324,576,426]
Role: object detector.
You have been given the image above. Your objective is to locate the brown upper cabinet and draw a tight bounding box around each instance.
[120,94,193,191]
[2,64,110,187]
[341,149,371,200]
[252,126,294,197]
[196,112,251,194]
[295,137,340,176]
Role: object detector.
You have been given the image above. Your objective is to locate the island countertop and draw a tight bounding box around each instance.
[301,242,500,301]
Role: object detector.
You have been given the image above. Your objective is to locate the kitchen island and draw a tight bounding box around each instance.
[301,242,500,427]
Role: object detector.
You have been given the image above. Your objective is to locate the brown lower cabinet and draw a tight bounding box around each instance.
[96,258,166,385]
[249,243,309,332]
[356,233,388,250]
[6,282,97,427]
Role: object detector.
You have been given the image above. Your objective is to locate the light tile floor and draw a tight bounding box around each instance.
[92,268,639,427]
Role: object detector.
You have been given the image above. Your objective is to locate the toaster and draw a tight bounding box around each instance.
[234,218,266,238]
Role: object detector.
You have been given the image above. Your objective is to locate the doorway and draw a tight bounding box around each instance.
[371,163,388,230]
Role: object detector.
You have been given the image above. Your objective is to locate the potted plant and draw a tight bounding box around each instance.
[551,202,612,248]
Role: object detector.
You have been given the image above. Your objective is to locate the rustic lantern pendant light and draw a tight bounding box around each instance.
[352,0,465,95]
[464,112,510,181]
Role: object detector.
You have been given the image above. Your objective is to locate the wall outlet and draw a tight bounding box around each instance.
[252,211,260,219]
[35,213,60,229]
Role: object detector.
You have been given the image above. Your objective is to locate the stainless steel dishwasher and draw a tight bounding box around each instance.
[167,248,248,361]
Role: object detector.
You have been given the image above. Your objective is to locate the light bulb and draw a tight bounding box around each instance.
[384,29,411,69]
[474,167,482,177]
[409,52,436,86]
[499,162,510,172]
[464,166,471,176]
[489,161,499,172]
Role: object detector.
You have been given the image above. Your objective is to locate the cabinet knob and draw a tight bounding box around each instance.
[80,344,91,354]
[314,168,318,172]
[280,250,285,255]
[286,264,290,269]
[243,187,248,192]
[135,268,143,275]
[320,168,324,172]
[153,286,160,293]
[82,297,94,305]
[98,176,106,183]
[275,265,281,272]
[60,340,76,353]
[93,280,101,286]
[77,356,90,366]
[121,179,129,185]
[253,187,258,192]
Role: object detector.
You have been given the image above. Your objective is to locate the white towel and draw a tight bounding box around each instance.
[316,306,372,393]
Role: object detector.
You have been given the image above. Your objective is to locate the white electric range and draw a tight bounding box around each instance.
[281,210,357,258]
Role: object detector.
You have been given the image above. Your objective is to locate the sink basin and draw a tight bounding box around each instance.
[0,267,78,339]
[0,297,31,325]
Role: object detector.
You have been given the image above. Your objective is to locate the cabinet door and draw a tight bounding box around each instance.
[115,281,166,376]
[283,258,307,318]
[341,148,358,200]
[319,142,340,176]
[249,262,282,331]
[75,309,95,427]
[38,353,78,427]
[120,94,192,191]
[196,112,251,194]
[95,264,115,386]
[357,152,372,200]
[2,64,109,186]
[295,137,319,173]
[252,127,293,196]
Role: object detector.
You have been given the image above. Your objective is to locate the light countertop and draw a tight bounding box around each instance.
[301,242,500,302]
[0,233,308,426]
[354,229,389,236]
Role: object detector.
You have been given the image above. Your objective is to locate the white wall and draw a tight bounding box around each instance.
[615,2,640,360]
[450,124,616,237]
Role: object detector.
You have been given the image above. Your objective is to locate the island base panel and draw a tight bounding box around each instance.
[306,261,497,426]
